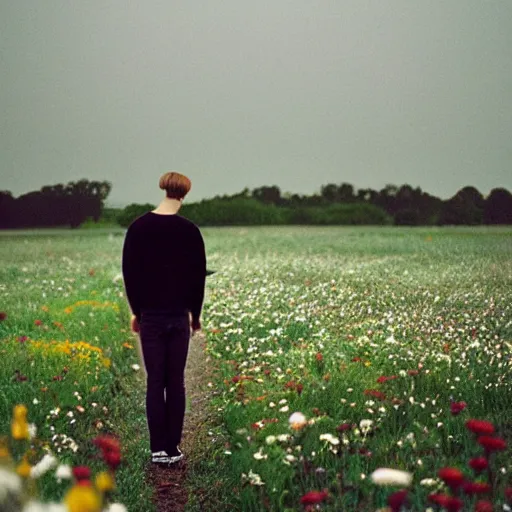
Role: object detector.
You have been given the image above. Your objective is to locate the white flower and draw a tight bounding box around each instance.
[319,433,339,445]
[55,464,72,483]
[288,412,307,430]
[420,478,438,487]
[30,453,58,479]
[131,364,140,371]
[104,505,128,512]
[279,406,289,412]
[241,470,265,486]
[359,419,373,430]
[0,468,22,502]
[371,468,413,487]
[253,449,267,460]
[277,434,290,442]
[265,435,276,445]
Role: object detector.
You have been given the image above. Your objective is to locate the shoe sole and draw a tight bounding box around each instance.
[151,454,184,465]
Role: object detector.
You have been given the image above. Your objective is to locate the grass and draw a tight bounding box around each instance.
[0,226,511,511]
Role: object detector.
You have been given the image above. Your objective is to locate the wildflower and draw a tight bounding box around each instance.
[469,457,488,473]
[104,505,128,512]
[253,449,267,460]
[265,436,276,445]
[64,483,101,512]
[288,412,307,431]
[11,404,29,440]
[462,481,491,495]
[30,453,58,479]
[55,464,73,482]
[438,468,464,489]
[241,470,264,486]
[388,490,408,512]
[359,419,373,431]
[466,419,495,436]
[319,433,339,446]
[34,319,42,326]
[477,435,507,452]
[95,471,115,493]
[300,490,328,505]
[474,501,493,512]
[0,312,6,321]
[450,401,467,416]
[16,457,32,478]
[131,364,140,371]
[73,466,91,481]
[371,468,413,487]
[428,494,463,511]
[0,467,22,501]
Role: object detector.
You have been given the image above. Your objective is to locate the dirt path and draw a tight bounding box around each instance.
[145,330,211,512]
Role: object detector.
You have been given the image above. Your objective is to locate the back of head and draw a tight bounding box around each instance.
[159,172,191,200]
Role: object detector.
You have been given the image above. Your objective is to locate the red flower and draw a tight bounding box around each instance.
[428,494,464,510]
[296,383,303,395]
[463,481,492,495]
[315,352,323,362]
[469,457,488,473]
[450,401,467,416]
[103,450,121,470]
[17,336,28,343]
[388,490,408,512]
[0,312,6,321]
[438,468,465,489]
[231,376,241,383]
[428,494,451,507]
[300,490,328,505]
[336,423,353,432]
[364,389,386,400]
[72,466,91,481]
[477,435,507,452]
[407,370,419,376]
[466,419,495,436]
[377,375,398,384]
[352,357,362,362]
[93,435,121,453]
[34,319,42,326]
[474,500,493,512]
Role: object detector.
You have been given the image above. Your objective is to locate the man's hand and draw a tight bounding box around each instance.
[130,314,140,333]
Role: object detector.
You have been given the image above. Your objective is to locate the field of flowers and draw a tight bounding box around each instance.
[187,226,512,511]
[1,226,511,511]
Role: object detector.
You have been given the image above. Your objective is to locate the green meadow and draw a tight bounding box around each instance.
[0,226,511,511]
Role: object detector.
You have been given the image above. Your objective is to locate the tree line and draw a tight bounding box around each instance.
[1,179,511,229]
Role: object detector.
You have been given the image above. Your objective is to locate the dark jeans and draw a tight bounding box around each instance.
[139,308,191,453]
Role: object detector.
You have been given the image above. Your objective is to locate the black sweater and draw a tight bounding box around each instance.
[121,212,207,322]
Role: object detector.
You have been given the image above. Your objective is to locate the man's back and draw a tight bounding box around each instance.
[121,212,207,322]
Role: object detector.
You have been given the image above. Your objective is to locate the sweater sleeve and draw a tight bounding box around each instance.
[121,224,142,321]
[189,227,207,322]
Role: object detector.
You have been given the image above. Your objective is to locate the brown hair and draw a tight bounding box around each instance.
[159,172,191,200]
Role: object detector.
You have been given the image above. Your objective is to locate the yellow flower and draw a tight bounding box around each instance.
[13,405,27,421]
[102,358,112,369]
[16,457,32,478]
[64,307,73,314]
[11,405,29,440]
[64,484,102,512]
[0,437,11,460]
[41,305,49,312]
[364,361,372,367]
[95,471,115,493]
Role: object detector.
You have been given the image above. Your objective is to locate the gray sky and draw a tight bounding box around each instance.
[1,1,511,207]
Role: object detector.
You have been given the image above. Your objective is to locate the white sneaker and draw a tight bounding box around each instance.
[151,448,184,465]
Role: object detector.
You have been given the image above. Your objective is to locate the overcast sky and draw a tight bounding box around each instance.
[1,1,511,207]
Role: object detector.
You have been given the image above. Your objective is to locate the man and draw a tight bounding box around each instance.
[122,171,206,465]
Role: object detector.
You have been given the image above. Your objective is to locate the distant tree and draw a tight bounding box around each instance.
[320,183,339,202]
[251,185,282,205]
[338,183,355,202]
[484,187,512,224]
[117,203,156,227]
[439,186,485,225]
